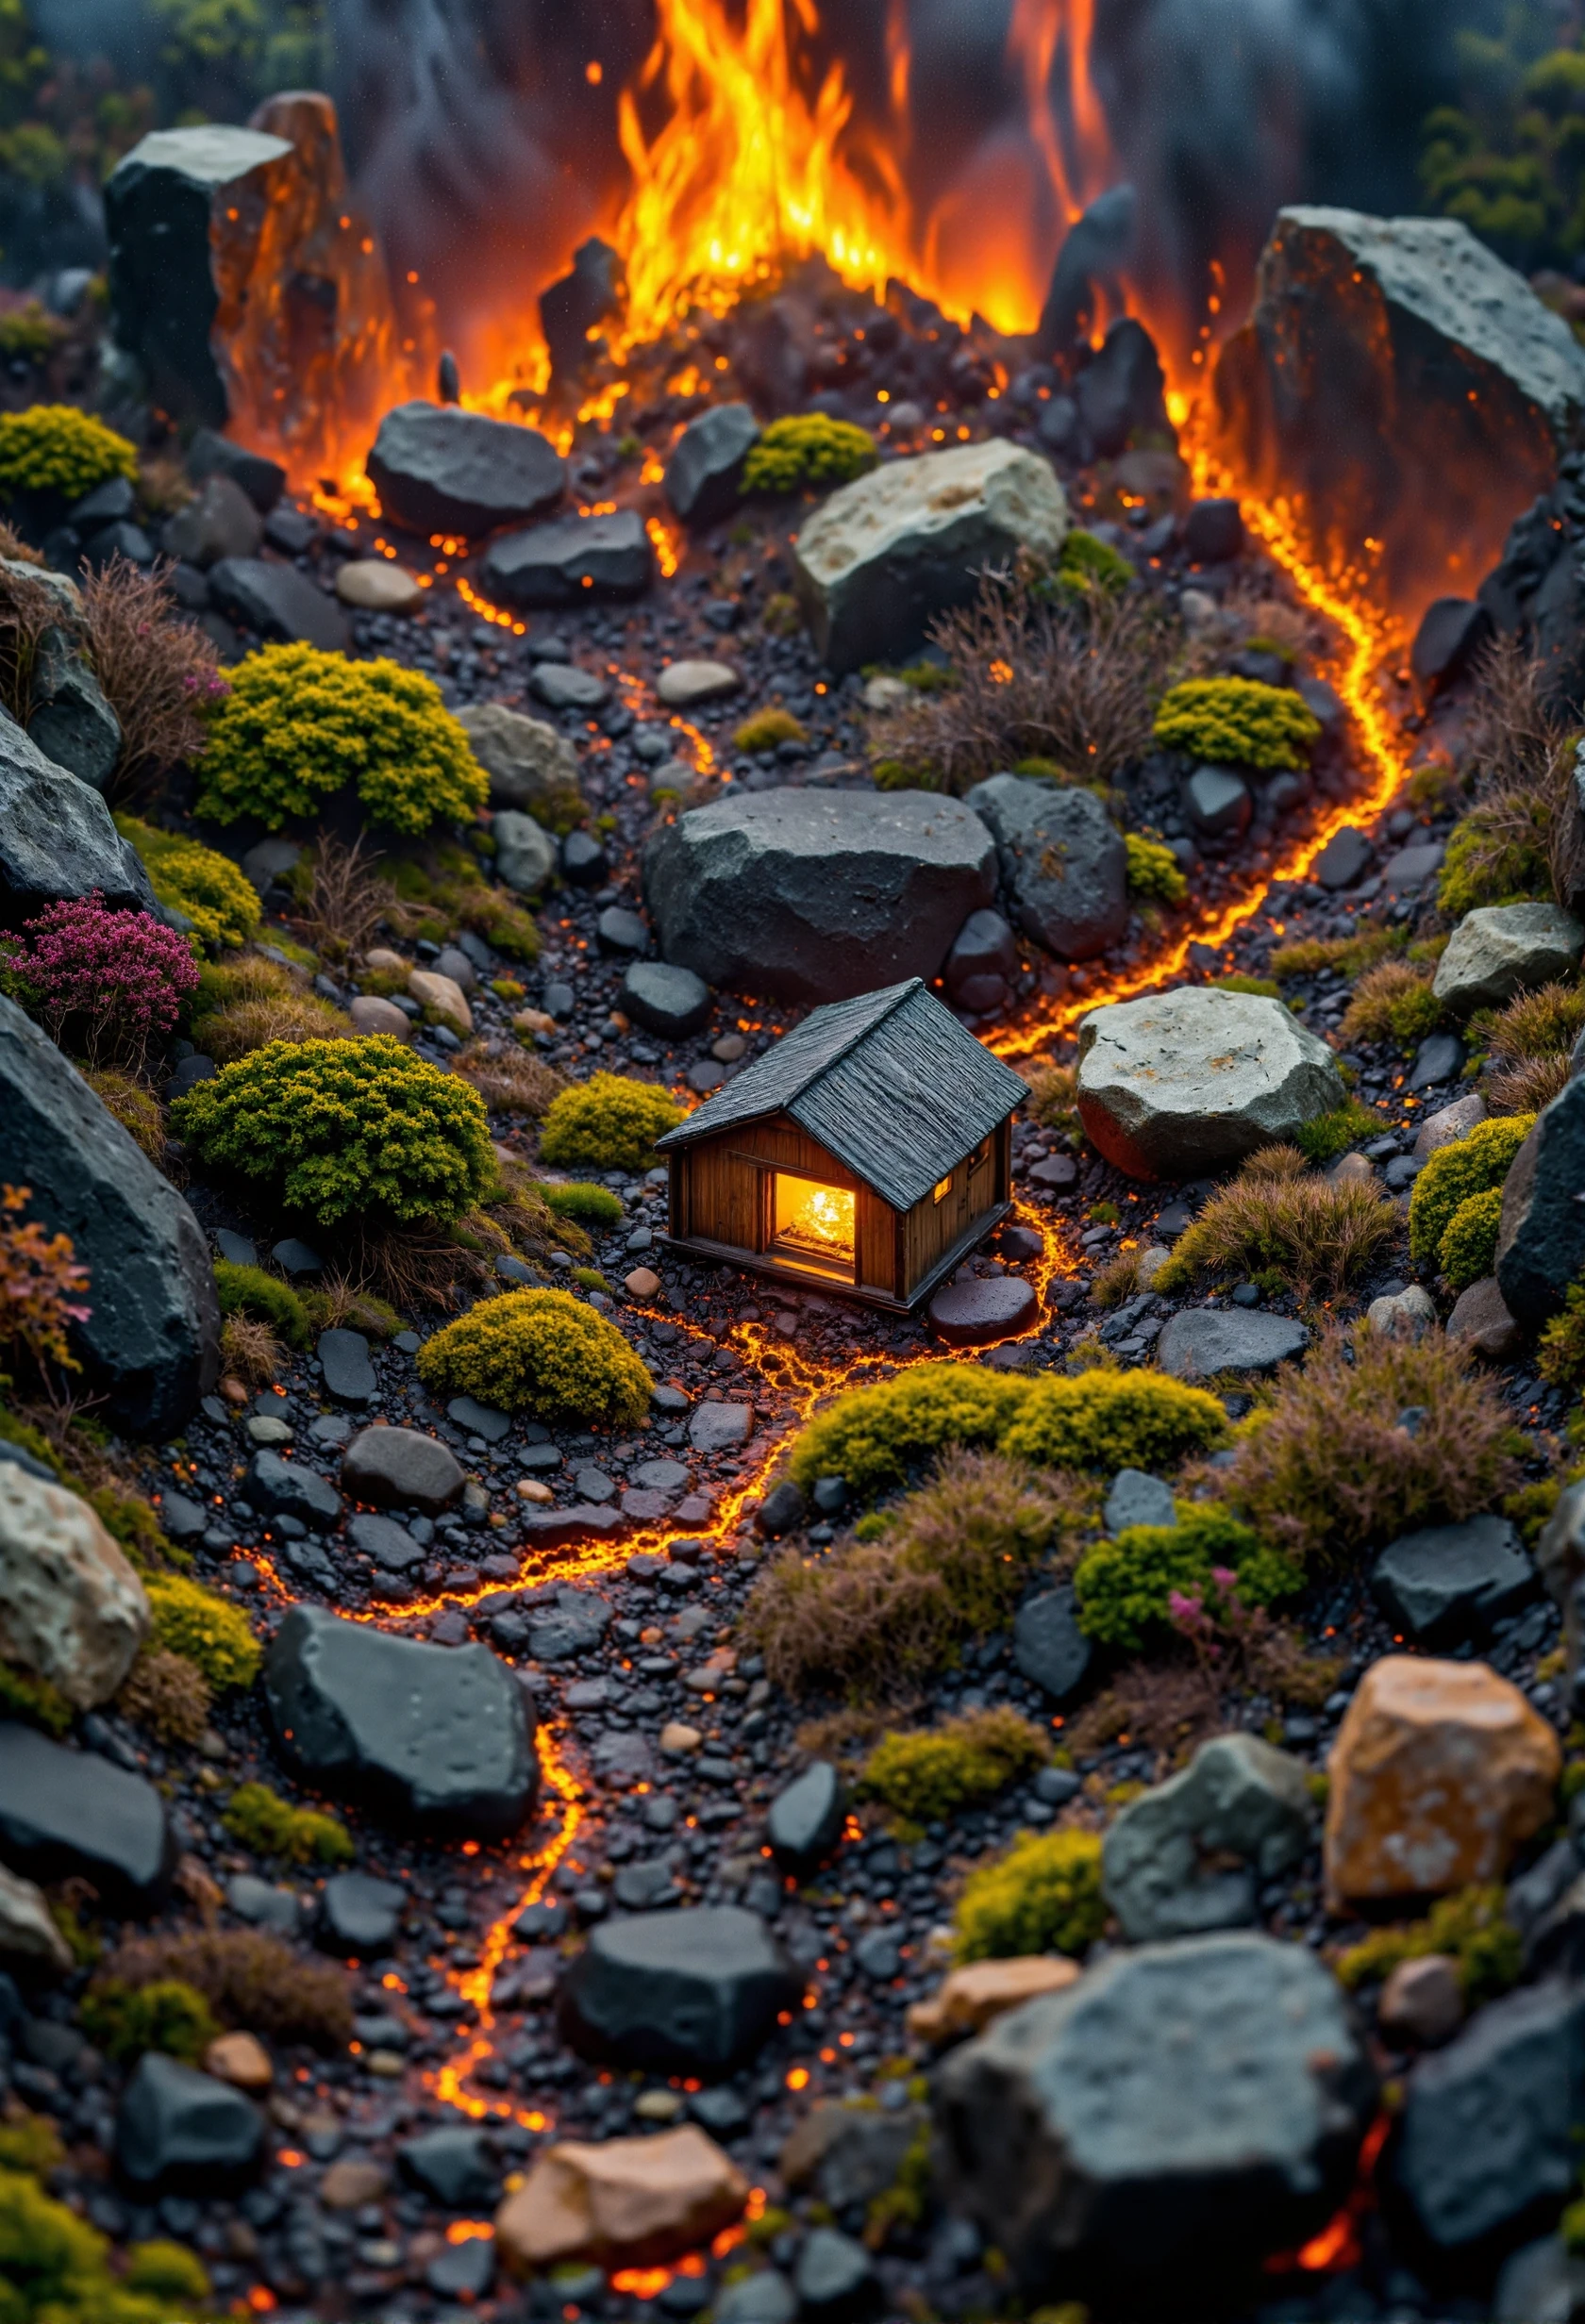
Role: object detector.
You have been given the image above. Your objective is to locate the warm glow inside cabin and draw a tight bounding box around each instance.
[656,978,1028,1313]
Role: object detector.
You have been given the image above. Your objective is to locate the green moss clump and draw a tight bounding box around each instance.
[1439,1186,1507,1292]
[1153,676,1322,772]
[1073,1504,1301,1650]
[1125,832,1187,905]
[742,414,878,495]
[1438,799,1553,918]
[1211,974,1280,999]
[81,1069,164,1164]
[1409,1113,1536,1270]
[124,2242,210,2306]
[0,2163,210,2324]
[173,1036,495,1229]
[222,1780,353,1866]
[144,1573,260,1691]
[416,1287,653,1426]
[1271,928,1403,981]
[392,843,542,964]
[538,1072,684,1172]
[1293,1100,1379,1165]
[1052,527,1133,601]
[195,645,489,836]
[0,2113,62,2178]
[0,1659,72,1735]
[859,1706,1049,1834]
[1335,1884,1521,2006]
[213,1260,310,1350]
[78,1977,220,2066]
[113,816,260,951]
[734,706,808,755]
[0,405,138,501]
[541,1180,626,1229]
[953,1828,1107,1963]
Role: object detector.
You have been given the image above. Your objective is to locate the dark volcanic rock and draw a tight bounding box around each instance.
[1012,1585,1093,1703]
[26,630,122,791]
[208,557,349,651]
[1215,206,1585,617]
[943,907,1018,1011]
[482,509,654,607]
[319,1869,406,1955]
[767,1761,846,1874]
[0,712,154,918]
[0,1722,175,1910]
[559,1905,800,2076]
[623,960,712,1038]
[347,1512,423,1571]
[643,789,995,1004]
[937,1932,1376,2299]
[188,426,285,514]
[1411,596,1494,702]
[1372,1516,1539,1649]
[754,1480,806,1540]
[342,1424,464,1514]
[541,238,625,380]
[245,1449,342,1526]
[117,2053,263,2190]
[263,1604,538,1834]
[927,1277,1038,1346]
[1075,317,1173,458]
[1497,1077,1585,1326]
[399,2123,500,2208]
[794,2228,879,2320]
[317,1327,375,1403]
[366,403,566,540]
[0,996,218,1432]
[964,775,1127,962]
[1183,498,1245,564]
[666,403,760,527]
[1395,1978,1585,2246]
[1157,1307,1309,1381]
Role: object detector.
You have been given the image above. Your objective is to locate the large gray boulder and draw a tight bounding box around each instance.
[1432,902,1584,1018]
[642,788,996,1004]
[936,1932,1376,2298]
[792,440,1069,672]
[0,711,154,918]
[456,702,583,826]
[263,1604,537,1835]
[0,997,218,1432]
[1076,986,1345,1178]
[1101,1735,1313,1941]
[1214,208,1585,617]
[366,403,566,540]
[1497,1075,1585,1327]
[105,125,295,428]
[964,774,1127,961]
[0,1463,149,1708]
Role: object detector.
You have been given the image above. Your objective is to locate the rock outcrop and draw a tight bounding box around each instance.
[0,1464,148,1707]
[0,712,154,920]
[366,404,566,540]
[963,774,1128,960]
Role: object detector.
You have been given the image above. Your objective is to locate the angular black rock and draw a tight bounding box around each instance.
[0,1723,175,1911]
[623,960,712,1038]
[1411,596,1494,702]
[1497,1077,1585,1326]
[25,629,122,791]
[754,1480,806,1540]
[398,2124,500,2209]
[245,1449,342,1526]
[116,2053,263,2190]
[1012,1586,1093,1703]
[366,403,566,540]
[207,557,349,652]
[317,1327,375,1403]
[1371,1516,1539,1649]
[558,1905,800,2076]
[665,403,761,527]
[319,1870,407,1955]
[482,509,655,607]
[264,1605,538,1834]
[767,1760,846,1875]
[0,715,155,918]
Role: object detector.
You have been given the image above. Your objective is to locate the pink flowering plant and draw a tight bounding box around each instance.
[4,893,199,1068]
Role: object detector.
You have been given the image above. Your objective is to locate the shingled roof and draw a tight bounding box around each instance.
[656,978,1028,1212]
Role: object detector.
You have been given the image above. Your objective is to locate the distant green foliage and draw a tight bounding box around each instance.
[1293,1100,1380,1165]
[113,816,259,951]
[1420,17,1585,274]
[173,1037,495,1228]
[144,1572,260,1691]
[742,414,877,495]
[538,1072,683,1172]
[213,1259,310,1350]
[222,1780,353,1866]
[1337,1883,1521,2005]
[859,1706,1049,1834]
[1052,527,1133,601]
[0,405,137,502]
[1440,1186,1508,1291]
[1409,1113,1536,1269]
[79,1976,219,2067]
[1125,832,1187,904]
[197,646,489,836]
[1074,1504,1301,1650]
[953,1828,1107,1963]
[417,1287,653,1426]
[1153,677,1321,771]
[1438,798,1555,917]
[541,1180,626,1229]
[0,303,60,363]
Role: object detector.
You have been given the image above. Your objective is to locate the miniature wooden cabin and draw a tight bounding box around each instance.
[656,978,1029,1312]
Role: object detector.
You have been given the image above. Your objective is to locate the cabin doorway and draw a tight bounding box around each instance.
[768,1170,857,1283]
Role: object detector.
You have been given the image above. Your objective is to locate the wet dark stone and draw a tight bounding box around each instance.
[319,1870,406,1955]
[317,1328,375,1404]
[482,508,655,607]
[1497,1077,1585,1327]
[558,1905,800,2077]
[1012,1586,1093,1704]
[767,1761,846,1875]
[754,1480,806,1539]
[366,402,565,539]
[245,1449,342,1526]
[927,1277,1038,1347]
[1372,1516,1539,1649]
[342,1425,464,1515]
[397,2125,499,2210]
[1411,596,1494,703]
[208,557,348,652]
[0,1723,175,1912]
[666,403,760,527]
[116,2054,263,2191]
[623,960,712,1038]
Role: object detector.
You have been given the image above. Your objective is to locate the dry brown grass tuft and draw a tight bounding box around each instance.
[292,834,398,963]
[1479,981,1585,1115]
[457,1041,567,1119]
[79,555,227,805]
[1211,1324,1525,1566]
[867,565,1175,793]
[117,1646,211,1745]
[1065,1659,1220,1765]
[1025,1062,1081,1138]
[94,1925,352,2049]
[81,1068,164,1164]
[1337,960,1440,1049]
[1487,1053,1572,1114]
[1154,1145,1395,1297]
[220,1313,282,1387]
[1090,1246,1143,1309]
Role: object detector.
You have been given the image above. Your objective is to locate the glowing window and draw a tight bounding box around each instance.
[933,1174,953,1203]
[770,1173,855,1277]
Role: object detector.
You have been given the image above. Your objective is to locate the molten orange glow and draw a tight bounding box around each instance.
[774,1175,857,1267]
[648,514,683,578]
[611,2268,675,2298]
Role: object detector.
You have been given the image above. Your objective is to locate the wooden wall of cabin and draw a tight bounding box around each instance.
[899,1122,1009,1297]
[669,1114,901,1299]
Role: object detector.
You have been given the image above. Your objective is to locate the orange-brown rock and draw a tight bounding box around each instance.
[495,2125,747,2277]
[205,2031,273,2092]
[1324,1654,1560,1905]
[908,1954,1081,2045]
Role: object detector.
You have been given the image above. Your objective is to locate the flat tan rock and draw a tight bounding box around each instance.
[1447,1274,1524,1361]
[1325,1653,1560,1905]
[1377,1953,1463,2048]
[335,559,425,613]
[495,2124,746,2276]
[908,1953,1080,2044]
[365,947,408,974]
[205,2030,273,2091]
[660,1721,702,1755]
[408,968,473,1035]
[319,2155,390,2208]
[349,994,411,1039]
[656,659,740,708]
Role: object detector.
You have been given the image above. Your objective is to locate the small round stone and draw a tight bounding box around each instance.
[335,559,425,612]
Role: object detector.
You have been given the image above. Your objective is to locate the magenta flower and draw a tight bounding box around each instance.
[9,892,199,1066]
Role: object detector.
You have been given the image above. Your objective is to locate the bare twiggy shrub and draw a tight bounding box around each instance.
[77,556,227,804]
[118,1646,211,1745]
[868,567,1175,793]
[293,834,398,963]
[457,1041,567,1119]
[220,1313,281,1386]
[1462,633,1571,798]
[95,1926,352,2049]
[1065,1658,1220,1766]
[1155,1145,1396,1297]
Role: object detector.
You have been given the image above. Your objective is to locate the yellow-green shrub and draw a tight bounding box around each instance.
[953,1828,1107,1962]
[144,1573,260,1691]
[542,1181,625,1229]
[416,1288,653,1426]
[0,2165,207,2324]
[1074,1505,1301,1649]
[1409,1113,1535,1269]
[195,646,489,836]
[172,1037,494,1228]
[997,1372,1229,1477]
[1152,676,1321,771]
[222,1781,353,1866]
[1125,832,1187,904]
[113,815,259,951]
[1336,1884,1520,2005]
[742,415,877,495]
[538,1072,683,1172]
[79,1977,218,2067]
[1439,1186,1507,1291]
[859,1707,1049,1833]
[0,405,138,501]
[734,706,807,755]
